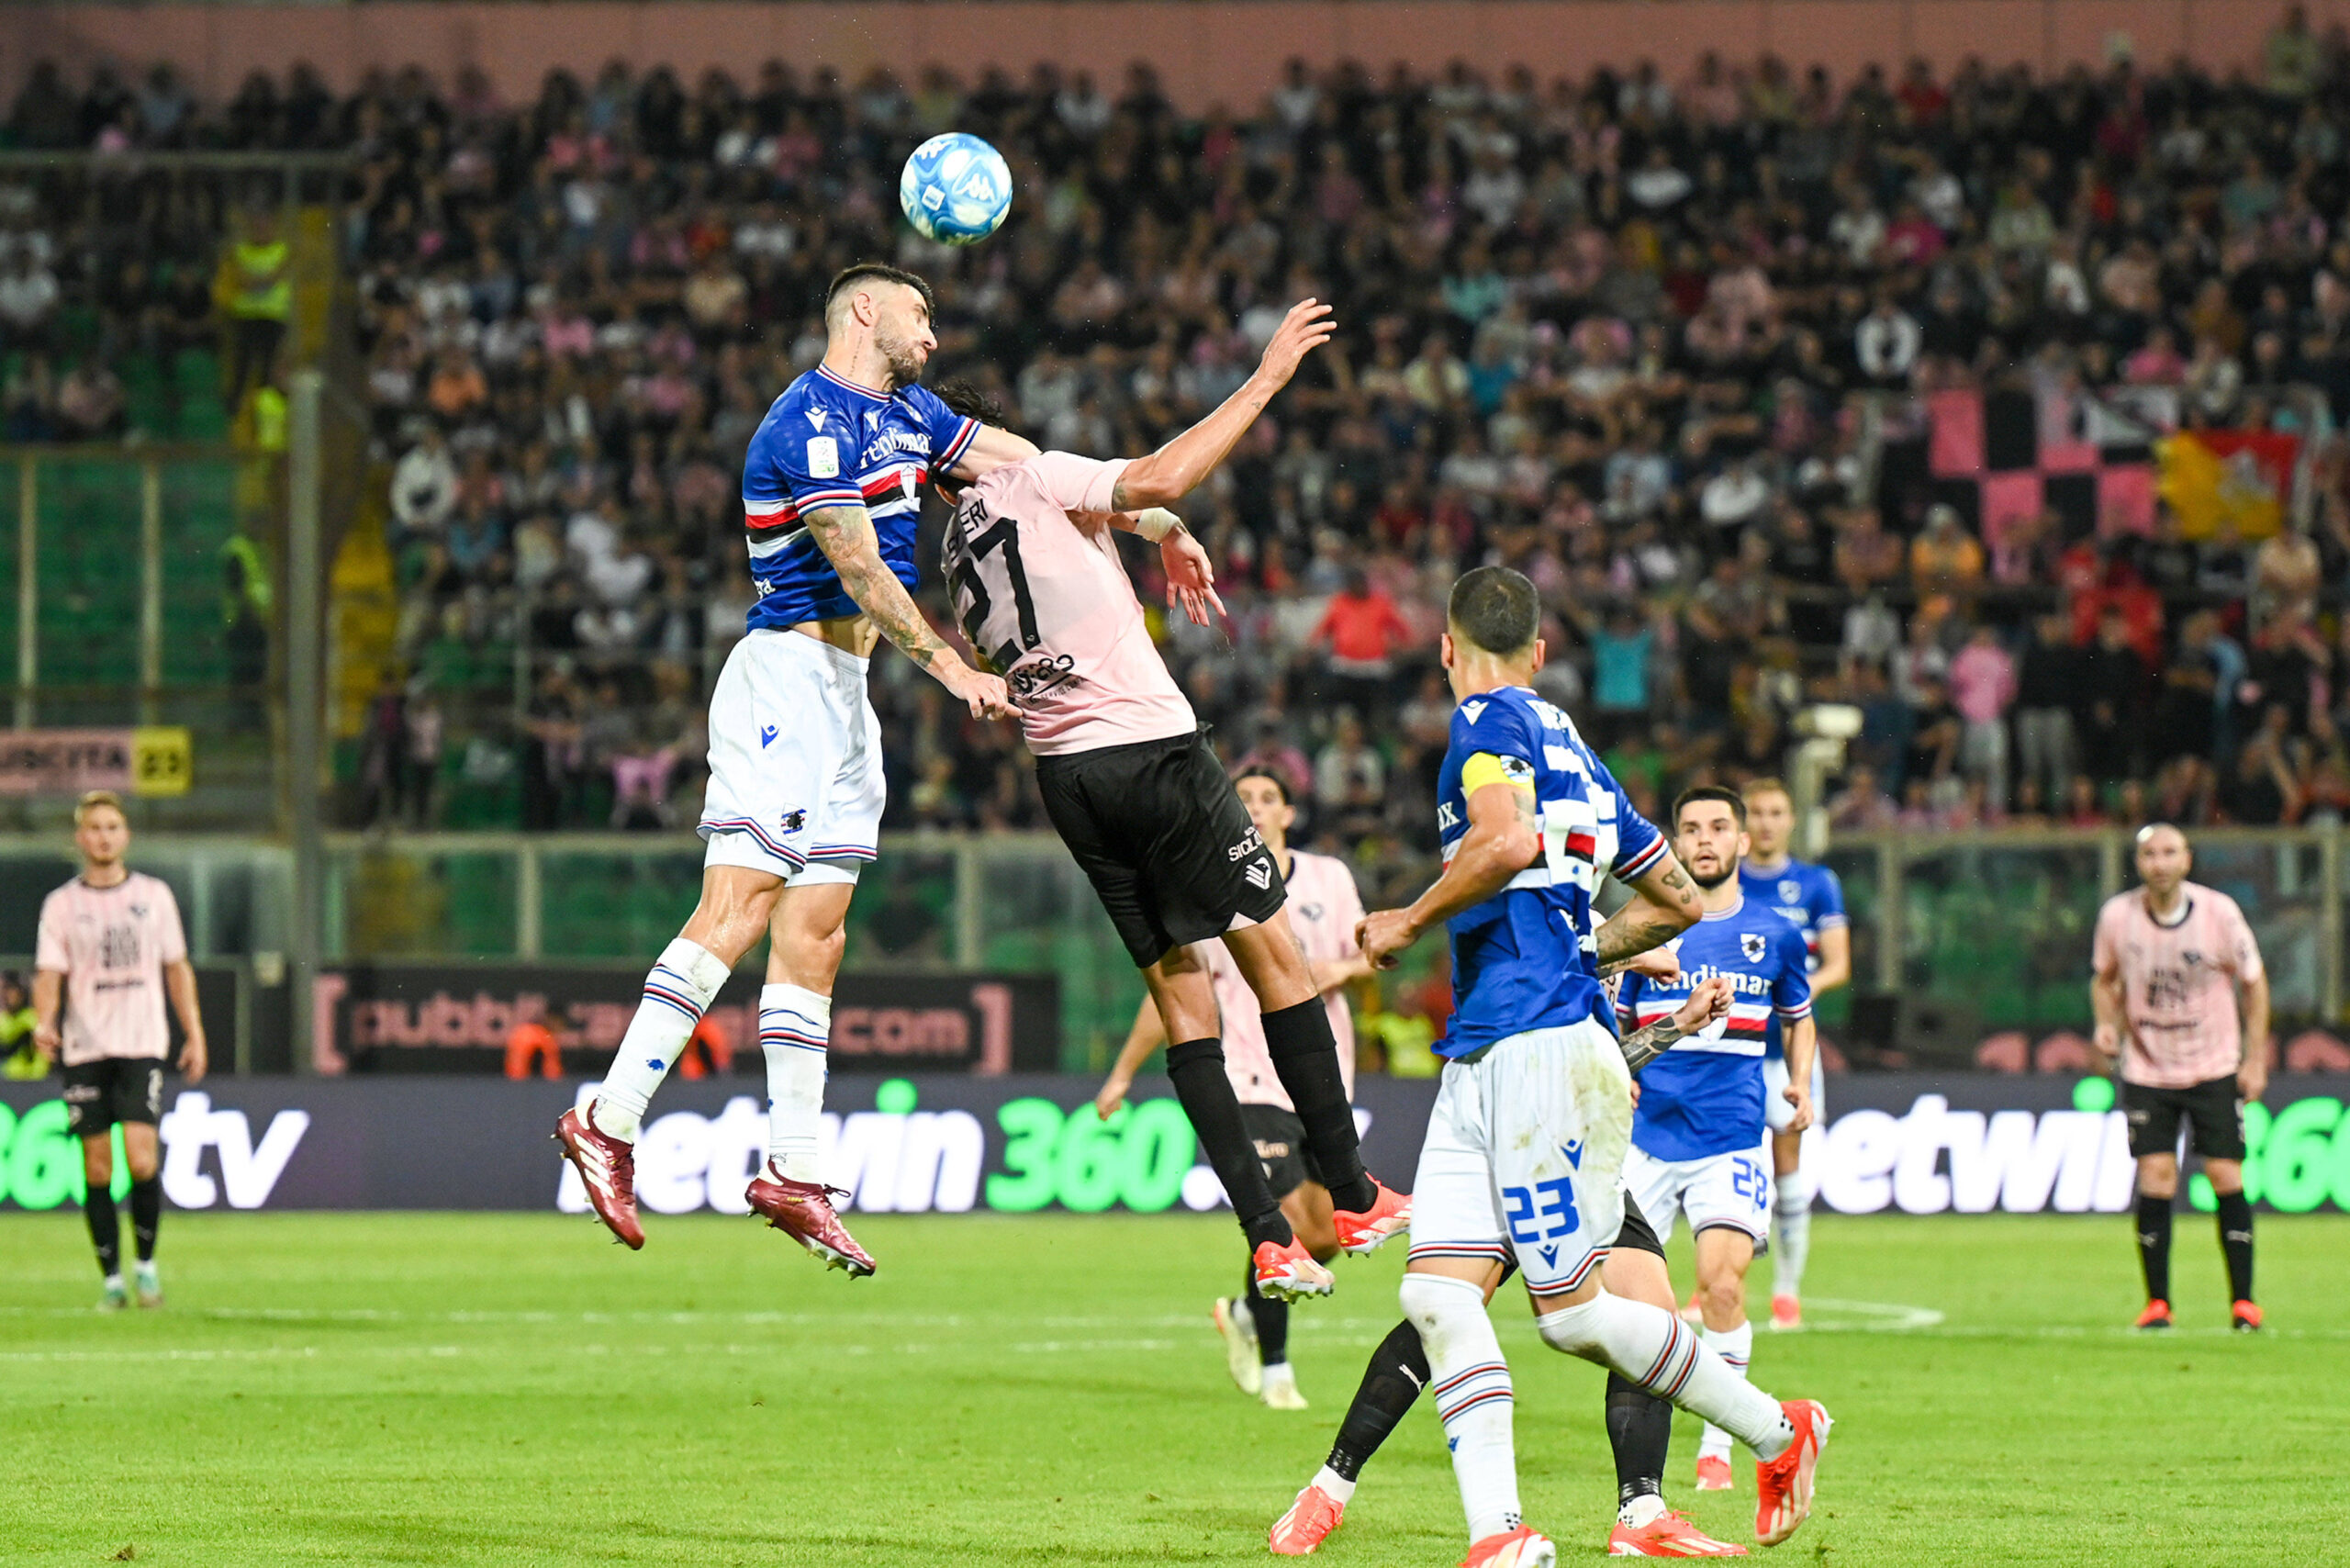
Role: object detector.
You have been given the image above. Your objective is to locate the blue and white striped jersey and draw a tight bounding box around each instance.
[739,364,978,631]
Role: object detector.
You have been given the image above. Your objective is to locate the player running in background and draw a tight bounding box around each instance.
[2090,823,2269,1333]
[1618,787,1816,1495]
[30,790,207,1311]
[1354,567,1830,1568]
[1095,767,1371,1410]
[1266,977,1752,1561]
[555,263,1031,1274]
[1734,778,1846,1332]
[935,299,1409,1301]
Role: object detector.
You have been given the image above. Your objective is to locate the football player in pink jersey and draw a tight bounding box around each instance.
[2091,823,2270,1332]
[934,299,1411,1303]
[31,790,207,1311]
[1095,767,1373,1409]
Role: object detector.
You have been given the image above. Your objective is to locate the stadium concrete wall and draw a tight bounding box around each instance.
[4,1073,2345,1216]
[4,2,2347,114]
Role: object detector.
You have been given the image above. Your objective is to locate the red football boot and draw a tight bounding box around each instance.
[744,1162,877,1277]
[1331,1177,1413,1254]
[1253,1236,1336,1301]
[1606,1509,1749,1557]
[554,1102,644,1249]
[1753,1399,1832,1547]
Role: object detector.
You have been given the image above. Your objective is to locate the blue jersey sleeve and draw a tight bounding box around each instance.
[1812,867,1848,931]
[1451,693,1538,766]
[1773,924,1814,1019]
[1591,752,1667,882]
[754,385,866,520]
[902,384,980,476]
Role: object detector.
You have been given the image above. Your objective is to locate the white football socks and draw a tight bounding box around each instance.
[1774,1171,1816,1300]
[1618,1493,1669,1529]
[1310,1464,1357,1505]
[1401,1272,1521,1541]
[1533,1290,1794,1462]
[592,938,732,1142]
[1697,1320,1753,1461]
[761,982,832,1182]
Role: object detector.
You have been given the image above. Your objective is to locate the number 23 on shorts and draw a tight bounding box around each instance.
[1503,1177,1581,1244]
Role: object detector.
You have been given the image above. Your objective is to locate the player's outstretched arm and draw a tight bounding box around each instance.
[1356,777,1537,969]
[1593,852,1705,970]
[1618,974,1733,1073]
[800,502,1014,719]
[1110,299,1336,510]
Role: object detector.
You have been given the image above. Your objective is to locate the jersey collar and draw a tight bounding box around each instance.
[814,364,892,402]
[1699,894,1745,922]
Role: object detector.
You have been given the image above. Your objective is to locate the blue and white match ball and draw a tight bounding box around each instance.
[899,132,1014,245]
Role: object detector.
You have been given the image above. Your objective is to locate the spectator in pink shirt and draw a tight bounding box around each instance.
[1950,622,2018,805]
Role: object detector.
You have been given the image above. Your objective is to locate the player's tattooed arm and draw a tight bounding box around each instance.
[1594,851,1706,968]
[1618,975,1732,1072]
[800,503,1013,719]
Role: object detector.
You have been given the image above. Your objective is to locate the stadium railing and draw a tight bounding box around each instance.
[0,824,2344,1075]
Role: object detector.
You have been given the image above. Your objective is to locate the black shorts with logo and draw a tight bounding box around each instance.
[62,1057,165,1137]
[1033,727,1286,968]
[1241,1103,1324,1198]
[2122,1075,2247,1160]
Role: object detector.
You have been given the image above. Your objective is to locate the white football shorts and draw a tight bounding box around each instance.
[1762,1051,1827,1137]
[1406,1017,1632,1295]
[1623,1142,1774,1250]
[698,628,883,885]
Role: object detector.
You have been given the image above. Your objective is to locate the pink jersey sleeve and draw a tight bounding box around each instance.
[2091,898,2121,976]
[1024,450,1128,516]
[151,879,188,966]
[34,889,69,972]
[2218,895,2264,984]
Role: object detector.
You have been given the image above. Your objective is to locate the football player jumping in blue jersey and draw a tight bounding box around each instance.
[1617,786,1817,1495]
[1736,778,1849,1331]
[1349,568,1831,1568]
[556,263,1036,1274]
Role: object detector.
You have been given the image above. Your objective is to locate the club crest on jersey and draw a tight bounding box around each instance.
[1741,932,1769,962]
[1299,902,1325,922]
[778,810,808,834]
[1244,859,1274,890]
[1780,879,1803,903]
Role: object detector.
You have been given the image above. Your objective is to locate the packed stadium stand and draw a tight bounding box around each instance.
[11,7,2350,892]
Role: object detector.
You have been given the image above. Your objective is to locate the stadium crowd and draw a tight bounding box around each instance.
[14,7,2350,868]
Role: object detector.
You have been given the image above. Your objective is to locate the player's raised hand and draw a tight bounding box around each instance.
[1254,298,1337,388]
[1621,940,1683,985]
[938,657,1015,721]
[1159,527,1226,627]
[1672,974,1733,1035]
[1355,908,1421,970]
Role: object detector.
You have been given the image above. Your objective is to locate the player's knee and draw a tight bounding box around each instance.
[2203,1159,2245,1195]
[1533,1295,1602,1357]
[83,1144,112,1188]
[1699,1274,1745,1322]
[1398,1271,1484,1350]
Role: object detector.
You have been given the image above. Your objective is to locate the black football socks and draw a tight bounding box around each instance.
[2215,1189,2255,1304]
[1326,1318,1432,1482]
[1165,1037,1292,1250]
[1259,1000,1377,1213]
[1243,1259,1291,1366]
[1606,1373,1673,1507]
[129,1175,162,1263]
[2135,1190,2174,1303]
[84,1185,121,1278]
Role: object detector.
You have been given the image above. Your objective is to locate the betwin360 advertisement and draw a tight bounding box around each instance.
[4,1075,2345,1217]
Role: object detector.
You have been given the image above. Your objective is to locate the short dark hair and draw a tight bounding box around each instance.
[1671,784,1747,830]
[931,377,1008,429]
[824,263,935,322]
[1234,767,1292,805]
[1447,566,1539,655]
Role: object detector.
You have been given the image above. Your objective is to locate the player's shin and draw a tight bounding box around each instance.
[1605,1374,1673,1526]
[1695,1322,1752,1462]
[761,983,831,1182]
[2215,1190,2255,1305]
[1259,1000,1375,1212]
[594,938,732,1140]
[1165,1038,1292,1249]
[84,1184,122,1280]
[2135,1191,2174,1304]
[1772,1172,1814,1300]
[1401,1272,1522,1540]
[1326,1316,1434,1488]
[1245,1259,1291,1366]
[1535,1293,1795,1462]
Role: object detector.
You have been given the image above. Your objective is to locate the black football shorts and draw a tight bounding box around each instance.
[62,1057,165,1137]
[1034,727,1287,968]
[2122,1075,2247,1160]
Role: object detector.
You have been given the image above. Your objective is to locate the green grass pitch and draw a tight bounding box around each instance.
[1,1211,2340,1565]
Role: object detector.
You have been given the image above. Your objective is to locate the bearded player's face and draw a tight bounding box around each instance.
[872,284,937,387]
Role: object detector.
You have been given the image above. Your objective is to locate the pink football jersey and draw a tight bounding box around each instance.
[2091,882,2264,1088]
[34,872,187,1066]
[1209,850,1365,1109]
[943,451,1196,756]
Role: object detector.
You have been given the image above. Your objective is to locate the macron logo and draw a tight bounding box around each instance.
[760,725,778,747]
[1561,1139,1583,1169]
[1539,1244,1560,1267]
[1461,700,1488,723]
[805,409,826,431]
